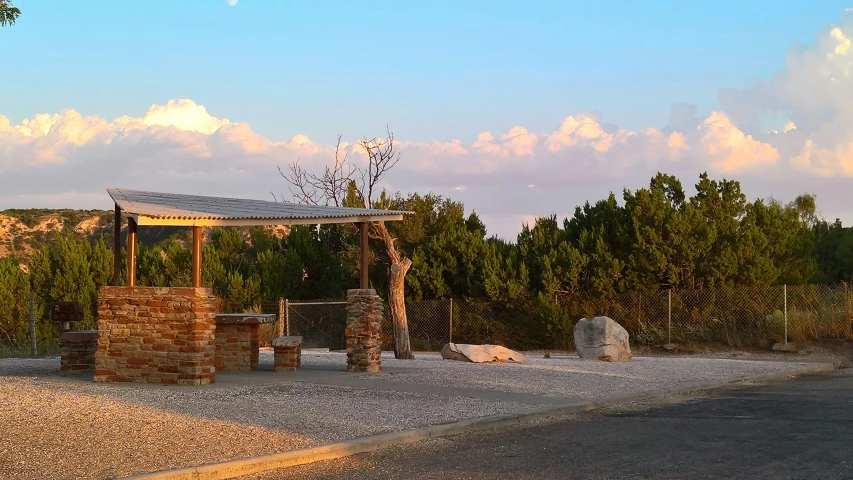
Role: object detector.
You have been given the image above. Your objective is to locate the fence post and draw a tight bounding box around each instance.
[285,299,291,337]
[784,284,788,345]
[277,297,285,337]
[846,283,852,339]
[668,289,672,345]
[29,292,36,356]
[449,298,453,344]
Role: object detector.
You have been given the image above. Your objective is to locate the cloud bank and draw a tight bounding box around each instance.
[2,13,853,239]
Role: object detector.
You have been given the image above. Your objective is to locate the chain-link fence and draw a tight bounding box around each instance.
[0,292,65,358]
[556,284,852,348]
[13,284,848,357]
[262,283,853,351]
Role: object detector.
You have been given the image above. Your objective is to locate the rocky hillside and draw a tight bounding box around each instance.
[0,209,114,258]
[0,209,291,259]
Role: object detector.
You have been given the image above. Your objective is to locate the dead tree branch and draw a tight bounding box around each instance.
[358,126,401,208]
[278,134,356,206]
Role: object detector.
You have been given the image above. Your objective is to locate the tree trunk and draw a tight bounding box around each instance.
[389,258,413,359]
[370,220,414,359]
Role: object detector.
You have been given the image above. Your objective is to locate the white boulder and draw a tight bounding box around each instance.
[440,343,528,363]
[573,316,632,362]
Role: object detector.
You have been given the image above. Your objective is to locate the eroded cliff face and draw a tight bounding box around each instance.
[0,209,290,259]
[0,211,109,257]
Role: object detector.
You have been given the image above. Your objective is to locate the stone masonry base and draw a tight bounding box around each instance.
[212,314,275,371]
[94,287,217,386]
[60,330,98,376]
[214,324,255,371]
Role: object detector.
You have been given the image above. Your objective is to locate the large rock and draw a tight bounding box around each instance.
[573,316,632,362]
[440,343,528,363]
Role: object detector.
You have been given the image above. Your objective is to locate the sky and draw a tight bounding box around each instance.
[2,1,853,240]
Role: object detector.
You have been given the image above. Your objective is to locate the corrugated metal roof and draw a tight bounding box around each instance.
[108,188,409,226]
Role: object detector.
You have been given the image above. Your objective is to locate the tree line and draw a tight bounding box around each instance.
[0,171,851,350]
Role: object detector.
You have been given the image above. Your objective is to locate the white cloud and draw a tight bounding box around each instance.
[225,0,238,6]
[717,13,853,176]
[697,111,779,173]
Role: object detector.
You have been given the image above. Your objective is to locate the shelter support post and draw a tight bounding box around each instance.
[126,217,137,287]
[113,203,121,286]
[359,222,369,289]
[192,226,203,288]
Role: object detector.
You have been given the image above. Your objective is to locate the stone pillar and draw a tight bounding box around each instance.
[345,289,383,373]
[60,330,98,376]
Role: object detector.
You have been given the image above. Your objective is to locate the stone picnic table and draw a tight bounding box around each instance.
[214,313,277,371]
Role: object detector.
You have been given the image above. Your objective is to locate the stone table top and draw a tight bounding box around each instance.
[60,330,99,342]
[272,336,303,347]
[214,313,277,325]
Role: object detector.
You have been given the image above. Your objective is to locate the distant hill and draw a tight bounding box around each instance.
[0,209,289,259]
[0,209,112,258]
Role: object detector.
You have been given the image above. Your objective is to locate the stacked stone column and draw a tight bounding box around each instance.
[345,289,384,373]
[60,330,98,376]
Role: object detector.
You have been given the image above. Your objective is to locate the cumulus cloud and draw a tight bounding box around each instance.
[718,12,853,176]
[4,12,853,239]
[696,112,779,173]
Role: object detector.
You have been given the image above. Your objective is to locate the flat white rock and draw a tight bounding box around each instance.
[440,343,528,363]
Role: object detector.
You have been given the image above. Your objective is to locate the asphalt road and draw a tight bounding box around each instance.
[246,370,853,480]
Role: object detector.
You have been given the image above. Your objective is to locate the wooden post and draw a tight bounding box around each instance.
[449,298,453,344]
[277,297,285,337]
[29,292,36,356]
[113,203,122,286]
[784,284,788,345]
[668,289,672,345]
[359,222,369,289]
[285,299,291,336]
[192,226,203,288]
[126,217,137,287]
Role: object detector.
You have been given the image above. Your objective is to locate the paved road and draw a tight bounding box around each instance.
[246,370,853,480]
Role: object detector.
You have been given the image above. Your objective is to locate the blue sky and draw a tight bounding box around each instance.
[4,0,850,142]
[3,1,853,239]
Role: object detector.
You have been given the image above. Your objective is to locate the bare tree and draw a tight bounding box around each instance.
[279,128,414,359]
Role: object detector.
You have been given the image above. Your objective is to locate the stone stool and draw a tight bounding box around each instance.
[60,330,98,376]
[272,336,302,372]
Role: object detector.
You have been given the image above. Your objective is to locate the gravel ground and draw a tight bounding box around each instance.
[0,375,314,480]
[0,352,823,479]
[298,351,822,400]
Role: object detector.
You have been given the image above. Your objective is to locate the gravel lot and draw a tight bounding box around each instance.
[337,351,819,400]
[0,351,824,479]
[0,374,313,480]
